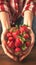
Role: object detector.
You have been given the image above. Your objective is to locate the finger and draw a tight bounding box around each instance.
[1,33,17,61]
[19,28,35,61]
[30,31,35,45]
[27,27,35,44]
[2,42,17,61]
[19,43,34,61]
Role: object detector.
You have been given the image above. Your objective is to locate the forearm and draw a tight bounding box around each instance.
[24,10,33,27]
[0,12,10,32]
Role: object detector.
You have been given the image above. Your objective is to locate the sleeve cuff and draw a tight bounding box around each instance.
[0,4,10,13]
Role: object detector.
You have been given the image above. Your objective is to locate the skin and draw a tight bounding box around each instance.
[24,10,33,27]
[0,9,35,61]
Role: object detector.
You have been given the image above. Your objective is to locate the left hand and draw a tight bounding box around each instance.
[19,27,35,61]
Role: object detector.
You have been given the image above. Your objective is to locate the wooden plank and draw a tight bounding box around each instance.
[0,45,36,65]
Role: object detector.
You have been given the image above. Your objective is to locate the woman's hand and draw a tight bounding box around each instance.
[0,12,17,61]
[19,27,35,61]
[19,10,35,61]
[1,31,17,61]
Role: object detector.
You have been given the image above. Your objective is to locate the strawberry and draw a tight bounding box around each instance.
[12,30,19,39]
[26,41,30,47]
[7,41,15,48]
[19,26,25,34]
[12,32,17,39]
[19,25,29,34]
[7,32,11,38]
[24,34,29,39]
[16,29,20,35]
[8,37,13,41]
[23,26,29,32]
[15,48,21,55]
[15,38,22,47]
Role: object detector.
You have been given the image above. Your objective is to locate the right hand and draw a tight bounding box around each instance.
[1,31,18,61]
[19,27,35,61]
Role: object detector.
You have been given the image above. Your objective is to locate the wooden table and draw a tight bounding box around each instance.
[0,45,36,65]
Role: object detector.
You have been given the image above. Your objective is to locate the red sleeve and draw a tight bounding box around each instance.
[0,0,10,13]
[22,0,35,14]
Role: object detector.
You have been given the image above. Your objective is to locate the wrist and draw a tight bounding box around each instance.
[23,10,33,28]
[23,22,32,28]
[23,20,32,28]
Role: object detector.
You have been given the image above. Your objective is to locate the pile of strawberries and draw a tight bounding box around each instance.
[4,25,31,56]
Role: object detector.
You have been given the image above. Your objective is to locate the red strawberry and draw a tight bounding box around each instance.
[19,26,25,34]
[16,29,20,35]
[7,32,11,38]
[15,38,22,47]
[15,48,21,55]
[12,30,19,39]
[23,26,29,32]
[24,34,29,39]
[8,37,13,41]
[26,41,30,47]
[7,41,15,48]
[12,32,17,39]
[19,25,29,34]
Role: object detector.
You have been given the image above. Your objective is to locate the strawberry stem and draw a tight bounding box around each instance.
[8,26,11,31]
[15,25,19,29]
[21,44,26,51]
[18,35,26,43]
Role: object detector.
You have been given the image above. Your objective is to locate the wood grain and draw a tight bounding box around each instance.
[0,45,36,65]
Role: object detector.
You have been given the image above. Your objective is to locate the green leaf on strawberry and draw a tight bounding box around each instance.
[21,44,26,51]
[15,25,19,29]
[18,35,26,43]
